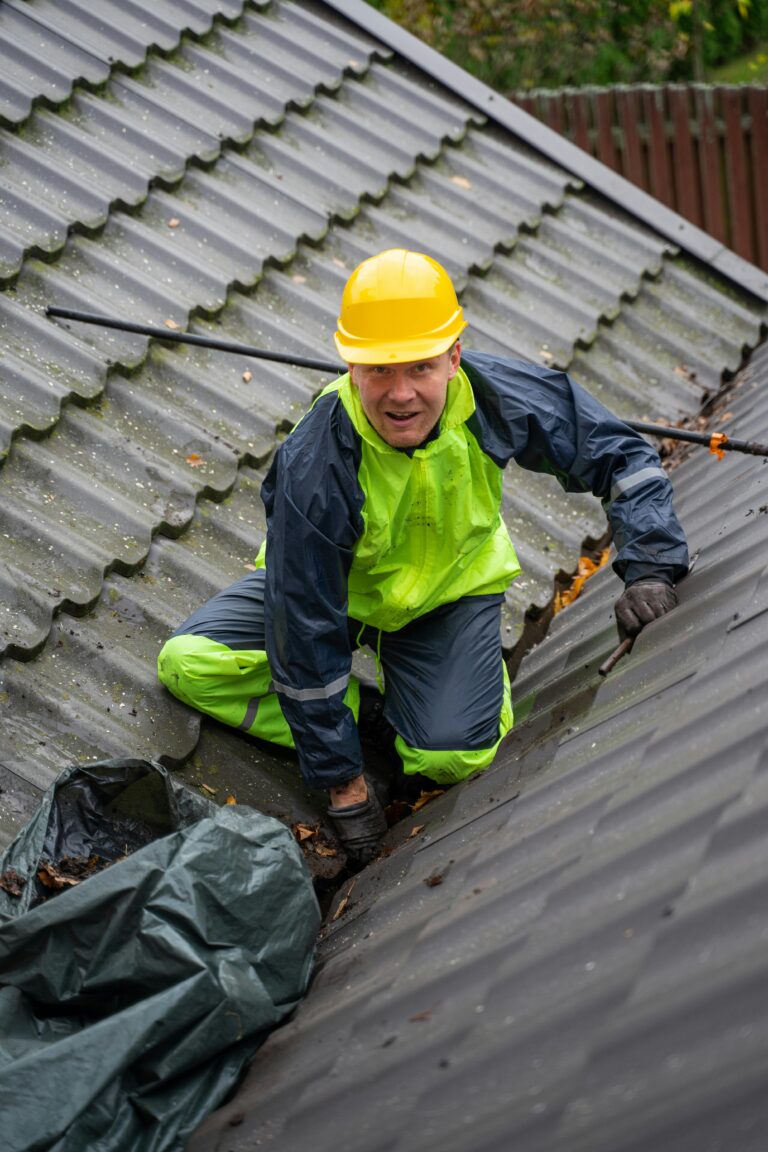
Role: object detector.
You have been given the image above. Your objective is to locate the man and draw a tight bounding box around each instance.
[158,249,687,867]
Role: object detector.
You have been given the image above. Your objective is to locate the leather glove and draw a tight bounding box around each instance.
[327,787,387,871]
[614,578,678,638]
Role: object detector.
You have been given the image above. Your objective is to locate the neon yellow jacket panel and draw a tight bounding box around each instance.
[337,367,522,630]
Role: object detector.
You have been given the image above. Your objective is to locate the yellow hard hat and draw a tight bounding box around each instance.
[334,248,466,364]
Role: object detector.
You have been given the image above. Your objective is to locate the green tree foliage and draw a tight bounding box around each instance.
[368,0,768,90]
[670,0,767,78]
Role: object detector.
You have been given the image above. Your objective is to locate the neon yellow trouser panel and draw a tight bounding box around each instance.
[158,634,360,748]
[158,632,511,785]
[398,662,513,785]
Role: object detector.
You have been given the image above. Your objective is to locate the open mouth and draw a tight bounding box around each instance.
[386,411,418,424]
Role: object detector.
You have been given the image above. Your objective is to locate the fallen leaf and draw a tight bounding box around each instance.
[36,855,109,891]
[674,363,697,382]
[37,864,80,889]
[408,824,426,838]
[226,794,237,805]
[424,872,444,888]
[244,563,258,571]
[412,789,444,812]
[719,411,733,423]
[200,783,217,795]
[450,175,472,189]
[164,318,181,330]
[409,1008,433,1022]
[167,217,180,228]
[242,370,253,382]
[553,547,611,614]
[293,822,317,842]
[185,453,204,466]
[332,257,347,269]
[332,877,357,920]
[0,869,25,898]
[314,842,338,858]
[292,274,307,284]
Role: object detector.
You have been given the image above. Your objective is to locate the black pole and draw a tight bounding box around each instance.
[46,307,768,456]
[45,306,343,375]
[625,420,768,457]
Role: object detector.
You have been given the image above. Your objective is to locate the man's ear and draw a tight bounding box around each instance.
[448,341,461,378]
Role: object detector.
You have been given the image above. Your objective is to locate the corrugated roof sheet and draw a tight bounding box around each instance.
[0,0,766,1040]
[190,341,768,1152]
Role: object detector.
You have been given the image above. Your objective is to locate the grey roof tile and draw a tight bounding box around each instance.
[0,1,110,127]
[3,0,248,73]
[0,2,388,283]
[0,459,341,864]
[0,289,109,448]
[0,373,256,655]
[0,459,269,744]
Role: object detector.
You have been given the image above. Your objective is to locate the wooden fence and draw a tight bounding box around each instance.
[514,85,768,272]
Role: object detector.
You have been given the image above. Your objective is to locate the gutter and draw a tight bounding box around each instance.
[322,0,768,305]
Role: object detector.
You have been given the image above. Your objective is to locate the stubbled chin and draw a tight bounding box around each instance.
[384,433,422,448]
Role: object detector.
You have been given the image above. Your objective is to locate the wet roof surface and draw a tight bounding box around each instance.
[1,4,768,1141]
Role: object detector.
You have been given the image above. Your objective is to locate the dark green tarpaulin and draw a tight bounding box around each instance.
[0,759,320,1152]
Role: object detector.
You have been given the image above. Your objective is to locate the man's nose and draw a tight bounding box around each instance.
[387,370,415,400]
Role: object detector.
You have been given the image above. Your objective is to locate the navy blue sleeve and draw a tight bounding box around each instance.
[261,392,365,789]
[462,351,689,584]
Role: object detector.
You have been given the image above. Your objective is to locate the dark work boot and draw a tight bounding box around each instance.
[327,789,388,871]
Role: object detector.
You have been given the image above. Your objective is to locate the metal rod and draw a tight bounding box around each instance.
[45,308,768,456]
[598,637,634,677]
[45,307,344,374]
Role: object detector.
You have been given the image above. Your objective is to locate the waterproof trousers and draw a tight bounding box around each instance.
[157,570,513,789]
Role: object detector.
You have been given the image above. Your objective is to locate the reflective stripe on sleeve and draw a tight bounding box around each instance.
[272,672,350,702]
[610,466,668,503]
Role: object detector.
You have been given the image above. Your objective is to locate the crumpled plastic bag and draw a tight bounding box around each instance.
[0,759,320,1152]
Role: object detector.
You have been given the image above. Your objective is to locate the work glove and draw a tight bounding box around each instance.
[327,787,387,871]
[614,578,678,639]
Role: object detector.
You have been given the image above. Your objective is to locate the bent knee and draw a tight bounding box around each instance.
[157,635,199,705]
[396,739,500,785]
[395,685,513,785]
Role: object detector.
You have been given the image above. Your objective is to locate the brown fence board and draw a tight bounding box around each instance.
[595,89,618,169]
[667,85,702,226]
[695,87,727,243]
[540,91,565,136]
[722,87,752,259]
[616,88,646,187]
[644,87,673,208]
[568,89,591,152]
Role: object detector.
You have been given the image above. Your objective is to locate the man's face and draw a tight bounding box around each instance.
[349,344,461,449]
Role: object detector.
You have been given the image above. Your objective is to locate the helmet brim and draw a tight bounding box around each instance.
[334,319,467,366]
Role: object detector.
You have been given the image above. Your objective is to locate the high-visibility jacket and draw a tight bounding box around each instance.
[259,351,688,784]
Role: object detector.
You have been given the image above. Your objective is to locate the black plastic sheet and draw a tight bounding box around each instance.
[0,759,320,1152]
